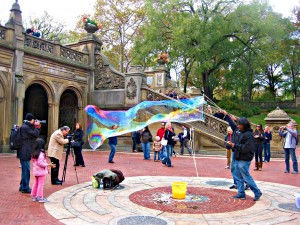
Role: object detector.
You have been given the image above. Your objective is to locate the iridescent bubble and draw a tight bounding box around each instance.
[85,96,206,149]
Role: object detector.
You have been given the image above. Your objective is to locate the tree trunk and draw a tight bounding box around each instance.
[202,71,213,99]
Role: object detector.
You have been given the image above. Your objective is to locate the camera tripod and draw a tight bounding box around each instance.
[61,142,79,184]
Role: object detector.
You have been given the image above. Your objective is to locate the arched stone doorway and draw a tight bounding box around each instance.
[23,84,48,142]
[59,90,78,132]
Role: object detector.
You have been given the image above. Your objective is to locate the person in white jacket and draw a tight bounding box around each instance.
[279,122,298,174]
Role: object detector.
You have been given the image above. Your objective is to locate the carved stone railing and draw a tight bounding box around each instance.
[24,35,54,53]
[60,46,87,63]
[0,26,6,40]
[142,87,229,146]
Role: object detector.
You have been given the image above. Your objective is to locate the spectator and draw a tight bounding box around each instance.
[224,127,233,169]
[263,126,272,162]
[223,110,262,201]
[156,123,166,159]
[141,126,153,160]
[47,126,70,185]
[279,123,298,174]
[72,122,85,167]
[163,122,175,167]
[180,125,192,155]
[108,125,118,163]
[31,138,55,203]
[153,136,162,162]
[18,113,41,193]
[253,124,265,171]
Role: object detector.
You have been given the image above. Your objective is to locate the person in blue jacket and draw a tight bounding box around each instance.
[108,125,118,163]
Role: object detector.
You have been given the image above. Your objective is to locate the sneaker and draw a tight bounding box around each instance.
[225,166,229,169]
[21,189,32,194]
[253,192,262,201]
[284,170,289,173]
[292,171,298,174]
[229,185,237,189]
[37,197,49,203]
[232,194,246,200]
[31,197,37,202]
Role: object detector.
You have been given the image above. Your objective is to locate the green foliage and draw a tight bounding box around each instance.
[218,96,262,118]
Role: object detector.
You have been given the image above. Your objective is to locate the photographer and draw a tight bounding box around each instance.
[18,113,41,193]
[279,123,298,174]
[47,126,70,185]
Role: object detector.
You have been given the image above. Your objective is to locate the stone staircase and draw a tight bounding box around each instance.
[141,87,229,148]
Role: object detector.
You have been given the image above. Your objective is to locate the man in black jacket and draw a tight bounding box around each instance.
[18,113,40,193]
[222,110,262,201]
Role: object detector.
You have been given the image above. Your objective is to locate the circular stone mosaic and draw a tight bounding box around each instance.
[129,186,256,214]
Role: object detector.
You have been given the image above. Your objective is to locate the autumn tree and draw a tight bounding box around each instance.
[90,0,146,73]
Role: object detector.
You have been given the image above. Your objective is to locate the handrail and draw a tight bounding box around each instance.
[141,87,229,147]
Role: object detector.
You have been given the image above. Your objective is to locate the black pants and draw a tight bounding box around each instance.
[74,146,85,165]
[49,157,60,183]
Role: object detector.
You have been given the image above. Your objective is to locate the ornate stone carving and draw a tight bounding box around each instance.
[24,35,54,53]
[60,47,84,62]
[126,78,137,100]
[266,107,290,119]
[94,55,125,90]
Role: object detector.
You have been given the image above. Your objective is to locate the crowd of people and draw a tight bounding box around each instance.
[15,108,298,204]
[17,113,84,203]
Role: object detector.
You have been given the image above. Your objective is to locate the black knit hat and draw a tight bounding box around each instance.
[237,117,251,129]
[25,113,36,121]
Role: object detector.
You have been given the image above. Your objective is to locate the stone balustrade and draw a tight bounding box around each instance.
[24,35,54,53]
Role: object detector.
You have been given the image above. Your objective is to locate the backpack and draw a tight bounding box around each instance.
[9,125,23,150]
[102,169,125,189]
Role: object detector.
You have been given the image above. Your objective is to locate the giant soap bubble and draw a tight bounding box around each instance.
[85,96,206,149]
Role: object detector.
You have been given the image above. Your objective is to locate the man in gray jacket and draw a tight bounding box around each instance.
[279,122,298,174]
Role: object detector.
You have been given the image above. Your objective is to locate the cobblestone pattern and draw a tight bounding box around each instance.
[45,176,300,225]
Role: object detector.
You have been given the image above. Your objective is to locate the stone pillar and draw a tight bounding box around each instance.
[125,66,146,107]
[152,63,169,93]
[48,102,59,134]
[6,1,25,125]
[264,107,291,150]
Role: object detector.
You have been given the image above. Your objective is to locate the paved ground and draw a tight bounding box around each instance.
[0,150,299,224]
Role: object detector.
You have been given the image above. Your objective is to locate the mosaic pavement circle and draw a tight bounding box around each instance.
[45,176,300,225]
[130,186,255,214]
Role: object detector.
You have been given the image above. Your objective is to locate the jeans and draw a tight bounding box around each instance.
[154,151,160,161]
[254,144,263,162]
[31,176,45,198]
[263,143,271,162]
[231,152,237,185]
[160,146,167,159]
[235,160,261,196]
[49,157,60,183]
[181,139,192,155]
[142,142,150,159]
[284,148,298,172]
[132,137,137,151]
[20,160,30,191]
[164,144,172,166]
[74,146,85,165]
[109,144,116,162]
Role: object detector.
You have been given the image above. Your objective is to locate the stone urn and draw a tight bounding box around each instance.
[264,107,291,150]
[84,23,99,34]
[157,58,166,65]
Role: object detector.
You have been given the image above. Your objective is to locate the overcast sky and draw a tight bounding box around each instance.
[0,0,299,29]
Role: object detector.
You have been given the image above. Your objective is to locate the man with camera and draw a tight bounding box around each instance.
[18,113,41,193]
[279,123,298,174]
[47,126,70,185]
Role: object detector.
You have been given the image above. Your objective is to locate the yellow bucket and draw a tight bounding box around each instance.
[172,182,187,199]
